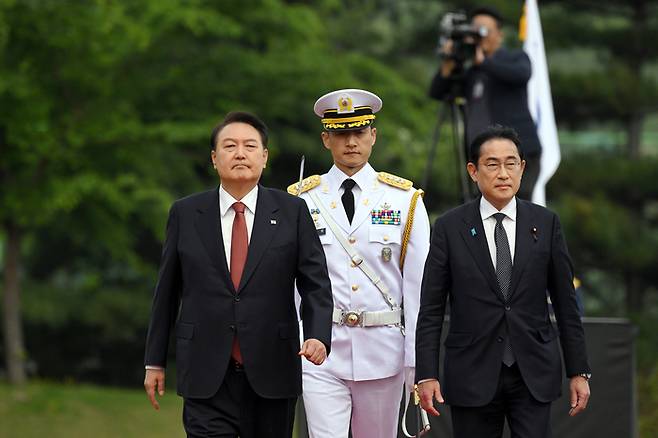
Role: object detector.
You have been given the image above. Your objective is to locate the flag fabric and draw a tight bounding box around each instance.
[520,0,560,206]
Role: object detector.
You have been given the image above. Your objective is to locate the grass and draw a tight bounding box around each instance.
[0,381,185,438]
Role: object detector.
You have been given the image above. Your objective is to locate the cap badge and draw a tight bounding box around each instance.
[337,95,354,114]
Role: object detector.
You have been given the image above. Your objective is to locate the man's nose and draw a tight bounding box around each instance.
[235,145,247,157]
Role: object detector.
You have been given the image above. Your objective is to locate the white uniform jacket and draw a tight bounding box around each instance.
[295,163,430,381]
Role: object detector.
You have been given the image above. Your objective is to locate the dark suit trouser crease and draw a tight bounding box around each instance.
[183,361,297,438]
[450,364,552,438]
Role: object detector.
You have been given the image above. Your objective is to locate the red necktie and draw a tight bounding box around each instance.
[230,201,248,363]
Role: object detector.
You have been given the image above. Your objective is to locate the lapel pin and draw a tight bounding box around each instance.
[470,227,477,237]
[330,201,337,209]
[270,219,277,225]
[362,198,369,206]
[531,227,538,241]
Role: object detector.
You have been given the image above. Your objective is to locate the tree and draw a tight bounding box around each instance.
[1,0,445,385]
[540,0,658,158]
[0,0,190,384]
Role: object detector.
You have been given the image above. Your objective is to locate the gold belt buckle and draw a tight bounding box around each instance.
[343,311,362,327]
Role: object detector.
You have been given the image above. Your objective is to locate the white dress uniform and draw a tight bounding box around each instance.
[290,163,430,438]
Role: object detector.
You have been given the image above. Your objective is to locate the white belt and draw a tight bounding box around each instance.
[332,308,402,327]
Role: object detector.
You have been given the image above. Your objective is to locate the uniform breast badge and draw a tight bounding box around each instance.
[381,247,392,262]
[371,206,401,225]
[310,208,326,235]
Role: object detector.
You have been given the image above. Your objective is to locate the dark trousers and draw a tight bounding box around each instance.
[450,364,552,438]
[518,152,541,201]
[183,360,297,438]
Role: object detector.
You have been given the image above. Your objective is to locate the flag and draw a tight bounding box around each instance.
[520,0,560,206]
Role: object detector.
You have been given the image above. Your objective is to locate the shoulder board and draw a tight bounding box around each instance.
[377,172,413,191]
[287,175,321,195]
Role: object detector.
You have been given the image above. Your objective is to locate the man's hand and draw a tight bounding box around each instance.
[418,379,445,417]
[299,339,327,365]
[474,44,486,65]
[440,40,456,77]
[568,376,590,416]
[144,368,166,410]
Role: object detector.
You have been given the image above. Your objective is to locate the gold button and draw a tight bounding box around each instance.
[348,236,356,244]
[383,235,389,242]
[351,285,359,291]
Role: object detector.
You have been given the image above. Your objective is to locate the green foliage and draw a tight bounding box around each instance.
[638,365,658,437]
[0,381,185,438]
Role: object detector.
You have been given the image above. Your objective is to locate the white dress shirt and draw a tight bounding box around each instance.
[329,165,365,219]
[480,196,517,267]
[219,184,258,266]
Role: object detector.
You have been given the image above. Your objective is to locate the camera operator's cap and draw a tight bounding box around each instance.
[314,88,382,131]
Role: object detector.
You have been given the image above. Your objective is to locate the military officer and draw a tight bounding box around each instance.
[288,89,431,438]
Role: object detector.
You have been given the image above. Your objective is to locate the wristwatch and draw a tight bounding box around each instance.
[577,373,591,381]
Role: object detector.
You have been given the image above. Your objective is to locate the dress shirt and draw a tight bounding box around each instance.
[326,164,372,207]
[480,196,517,267]
[219,184,258,265]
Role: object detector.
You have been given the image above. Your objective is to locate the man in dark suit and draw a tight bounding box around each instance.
[415,125,591,438]
[430,6,542,200]
[143,111,333,438]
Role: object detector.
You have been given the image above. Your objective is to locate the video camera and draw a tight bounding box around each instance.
[438,12,488,68]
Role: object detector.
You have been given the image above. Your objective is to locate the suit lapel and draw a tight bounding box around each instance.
[194,188,233,292]
[238,185,279,292]
[509,199,535,300]
[459,199,503,301]
[319,182,351,233]
[350,179,384,231]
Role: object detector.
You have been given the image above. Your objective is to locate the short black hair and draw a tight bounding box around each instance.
[210,111,269,150]
[468,125,523,163]
[470,6,504,28]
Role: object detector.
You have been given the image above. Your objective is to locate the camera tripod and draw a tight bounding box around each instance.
[422,87,477,204]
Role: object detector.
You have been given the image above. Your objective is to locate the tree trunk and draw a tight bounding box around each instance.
[625,270,644,314]
[626,113,643,159]
[2,221,27,385]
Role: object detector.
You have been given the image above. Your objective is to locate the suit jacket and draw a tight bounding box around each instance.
[144,185,333,399]
[415,197,590,406]
[429,48,542,157]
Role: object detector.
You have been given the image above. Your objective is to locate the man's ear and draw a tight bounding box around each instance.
[321,131,331,150]
[210,149,217,168]
[467,162,478,182]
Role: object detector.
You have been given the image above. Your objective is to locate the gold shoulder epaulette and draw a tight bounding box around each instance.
[378,172,413,191]
[287,175,321,195]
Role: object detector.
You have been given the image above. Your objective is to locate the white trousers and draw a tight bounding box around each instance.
[302,368,404,438]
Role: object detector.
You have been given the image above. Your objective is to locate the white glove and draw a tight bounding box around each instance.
[404,366,415,394]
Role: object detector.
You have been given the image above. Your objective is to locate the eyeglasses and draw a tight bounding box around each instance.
[481,160,522,173]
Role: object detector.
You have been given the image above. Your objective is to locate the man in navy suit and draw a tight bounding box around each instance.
[143,111,333,438]
[430,6,542,200]
[415,125,590,438]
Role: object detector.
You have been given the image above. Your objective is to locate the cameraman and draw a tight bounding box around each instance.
[430,6,541,201]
